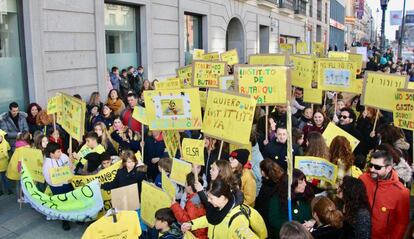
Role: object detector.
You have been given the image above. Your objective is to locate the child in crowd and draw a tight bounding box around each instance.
[48,128,64,153]
[73,132,105,169]
[0,130,12,195]
[99,152,113,170]
[155,157,172,188]
[154,208,183,239]
[229,149,256,206]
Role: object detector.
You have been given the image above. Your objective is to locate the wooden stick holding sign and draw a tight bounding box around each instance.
[372,110,380,132]
[265,106,269,141]
[286,101,293,221]
[141,124,145,160]
[53,114,56,132]
[217,140,224,161]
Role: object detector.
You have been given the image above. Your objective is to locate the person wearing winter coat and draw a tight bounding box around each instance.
[0,102,29,151]
[359,150,410,239]
[181,179,268,239]
[250,138,264,196]
[229,149,256,206]
[375,144,412,184]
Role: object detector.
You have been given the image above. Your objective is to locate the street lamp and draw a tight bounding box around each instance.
[370,16,374,44]
[397,0,407,59]
[380,0,389,53]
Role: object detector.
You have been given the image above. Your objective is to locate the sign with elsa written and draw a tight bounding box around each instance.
[316,59,359,93]
[295,156,338,184]
[393,89,414,131]
[235,65,291,105]
[144,88,202,130]
[202,90,256,145]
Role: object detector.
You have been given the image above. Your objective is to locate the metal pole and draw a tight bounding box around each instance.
[380,5,387,53]
[398,0,407,59]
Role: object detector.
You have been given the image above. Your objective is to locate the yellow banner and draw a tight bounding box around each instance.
[192,61,227,88]
[219,75,235,91]
[50,166,73,185]
[248,54,286,65]
[58,93,86,141]
[192,49,205,60]
[290,55,315,88]
[316,59,359,93]
[182,138,204,165]
[303,88,323,104]
[141,181,171,227]
[202,52,220,61]
[393,90,414,131]
[295,156,338,184]
[408,82,414,90]
[144,88,202,130]
[47,94,62,114]
[296,42,308,54]
[220,49,239,66]
[280,43,293,53]
[132,106,149,125]
[362,71,408,111]
[154,78,182,90]
[162,130,180,158]
[236,65,290,105]
[170,158,192,186]
[202,90,256,145]
[322,122,360,151]
[177,66,193,88]
[161,171,176,199]
[312,42,325,56]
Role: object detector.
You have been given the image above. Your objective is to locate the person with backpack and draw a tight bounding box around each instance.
[181,179,267,239]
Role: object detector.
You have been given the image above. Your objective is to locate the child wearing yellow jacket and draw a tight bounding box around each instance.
[0,129,12,195]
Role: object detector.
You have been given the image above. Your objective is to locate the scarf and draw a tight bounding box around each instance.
[106,99,123,111]
[206,194,235,225]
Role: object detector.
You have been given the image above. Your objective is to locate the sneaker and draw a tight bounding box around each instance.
[62,221,71,231]
[17,197,26,203]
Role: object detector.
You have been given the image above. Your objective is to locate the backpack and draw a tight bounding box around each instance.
[228,204,268,239]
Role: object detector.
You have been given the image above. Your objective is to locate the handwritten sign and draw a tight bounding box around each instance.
[199,90,208,109]
[20,148,44,183]
[144,88,202,130]
[290,55,315,88]
[202,90,256,145]
[181,138,204,165]
[296,42,308,54]
[393,90,414,131]
[361,71,408,111]
[303,88,323,104]
[248,54,287,65]
[162,130,180,158]
[236,65,290,105]
[141,181,171,227]
[280,43,293,54]
[323,122,360,151]
[192,49,205,60]
[192,61,227,88]
[161,171,176,199]
[154,78,182,90]
[295,156,338,184]
[220,49,239,66]
[170,158,192,186]
[177,66,193,88]
[316,59,359,93]
[50,166,73,185]
[202,52,220,61]
[312,42,325,56]
[132,106,149,125]
[47,94,62,114]
[328,52,363,75]
[57,93,86,141]
[219,75,235,91]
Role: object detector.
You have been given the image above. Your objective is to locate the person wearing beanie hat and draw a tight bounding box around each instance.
[229,148,256,206]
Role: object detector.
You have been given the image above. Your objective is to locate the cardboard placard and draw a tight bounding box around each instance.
[176,65,193,88]
[248,53,287,65]
[132,106,149,125]
[50,166,73,185]
[170,158,192,186]
[57,93,86,141]
[154,78,182,90]
[303,88,323,104]
[295,156,338,184]
[290,55,315,88]
[162,130,180,158]
[220,49,239,66]
[393,89,414,131]
[322,122,360,151]
[219,75,235,91]
[202,52,220,61]
[316,58,359,94]
[192,61,227,88]
[181,138,205,165]
[140,181,171,227]
[111,183,140,210]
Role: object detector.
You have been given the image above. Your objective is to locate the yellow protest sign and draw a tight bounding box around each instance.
[202,90,256,145]
[161,171,176,199]
[393,90,414,131]
[47,94,62,114]
[141,181,171,227]
[132,106,149,125]
[220,49,239,66]
[316,58,359,93]
[162,130,180,158]
[192,49,205,60]
[312,42,325,56]
[202,52,220,61]
[154,78,181,90]
[50,166,73,185]
[182,138,204,165]
[362,71,408,111]
[57,93,86,141]
[144,88,202,130]
[303,88,323,104]
[170,158,192,186]
[296,42,308,54]
[248,54,287,65]
[192,61,227,88]
[408,82,414,90]
[135,151,142,161]
[322,122,360,151]
[328,52,363,75]
[20,148,44,183]
[290,55,315,88]
[219,75,235,91]
[236,65,290,105]
[328,51,349,60]
[229,143,252,161]
[295,156,338,184]
[177,66,193,88]
[280,43,293,53]
[71,161,122,214]
[199,90,208,109]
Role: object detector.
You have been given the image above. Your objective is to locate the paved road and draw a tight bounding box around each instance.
[0,194,87,239]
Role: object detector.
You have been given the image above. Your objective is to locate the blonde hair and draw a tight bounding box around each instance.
[94,122,114,150]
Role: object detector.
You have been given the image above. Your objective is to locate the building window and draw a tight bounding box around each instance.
[184,13,202,65]
[309,0,313,17]
[0,0,27,112]
[104,3,140,71]
[325,2,328,23]
[317,0,322,21]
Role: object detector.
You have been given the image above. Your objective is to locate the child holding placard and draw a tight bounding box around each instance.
[0,130,12,195]
[72,132,105,168]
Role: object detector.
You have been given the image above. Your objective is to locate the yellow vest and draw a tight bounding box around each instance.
[6,146,31,180]
[76,144,106,166]
[0,139,10,172]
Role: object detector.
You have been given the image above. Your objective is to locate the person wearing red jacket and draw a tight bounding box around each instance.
[120,92,142,134]
[359,149,410,239]
[171,172,207,239]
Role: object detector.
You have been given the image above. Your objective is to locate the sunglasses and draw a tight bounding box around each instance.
[340,115,349,119]
[368,162,387,170]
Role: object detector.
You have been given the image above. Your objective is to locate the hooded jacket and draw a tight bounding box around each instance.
[359,170,410,239]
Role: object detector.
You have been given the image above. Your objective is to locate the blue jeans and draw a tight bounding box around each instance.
[0,172,12,192]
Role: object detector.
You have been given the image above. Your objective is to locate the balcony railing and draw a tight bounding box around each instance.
[278,0,295,10]
[278,0,307,15]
